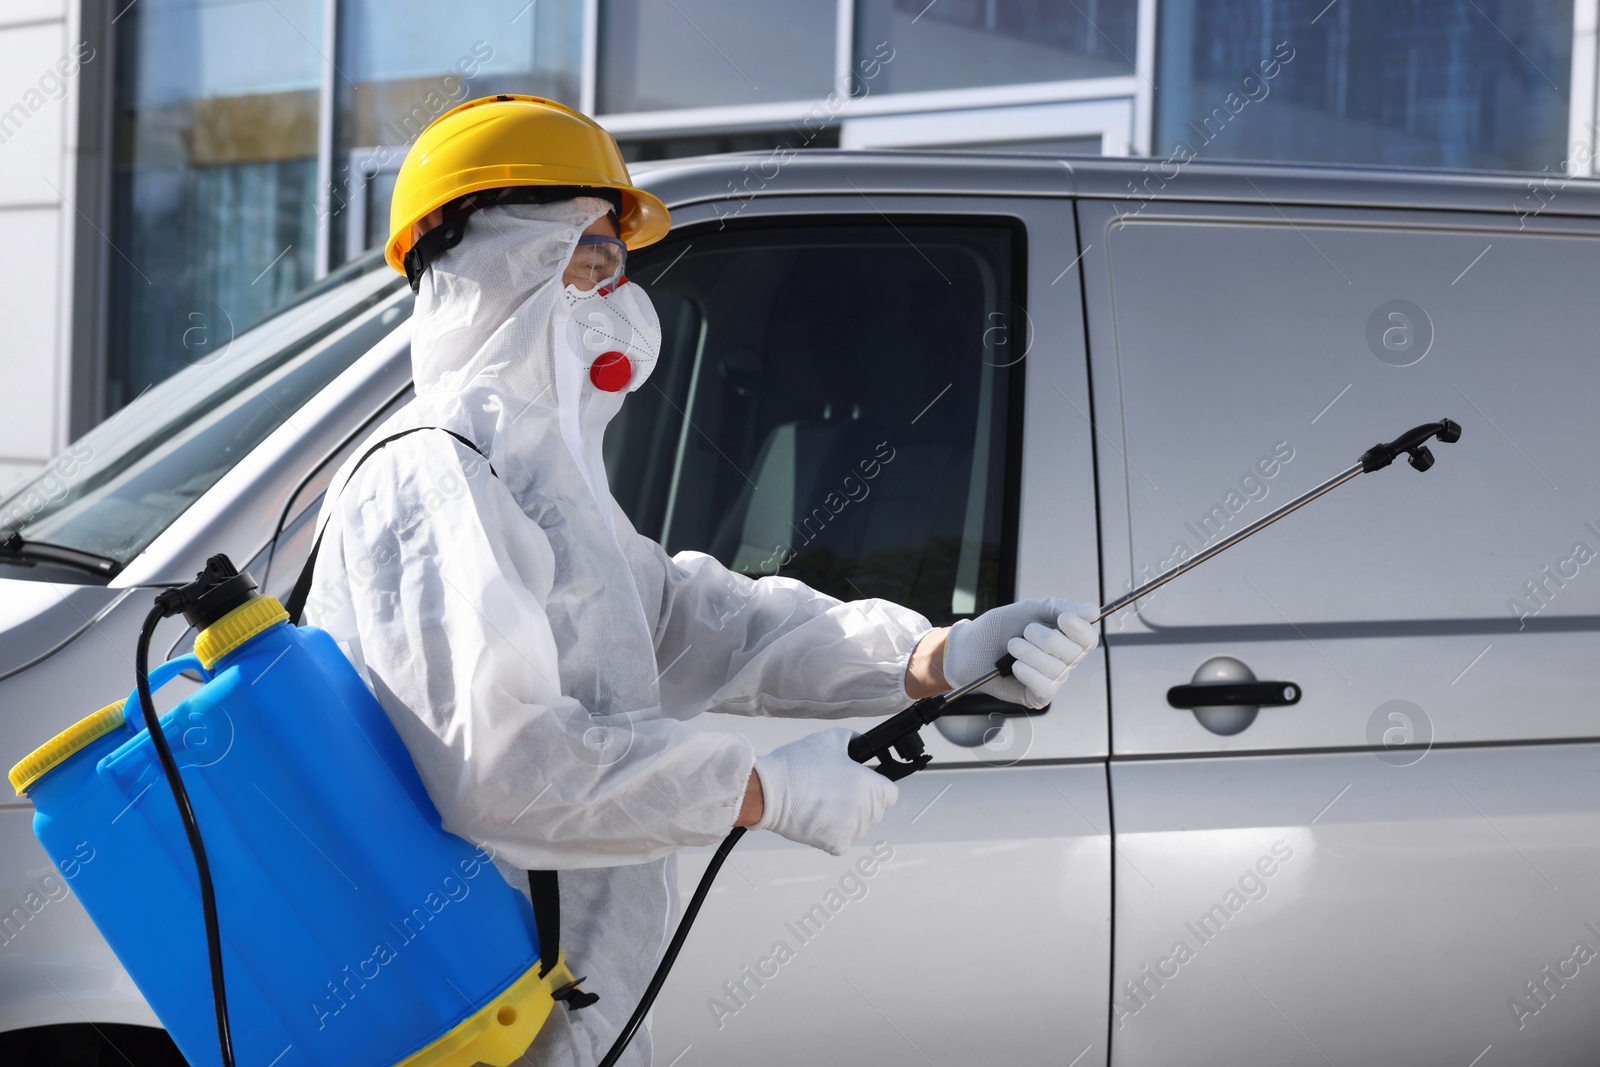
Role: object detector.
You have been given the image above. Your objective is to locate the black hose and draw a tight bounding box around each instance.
[597,827,746,1067]
[135,602,235,1067]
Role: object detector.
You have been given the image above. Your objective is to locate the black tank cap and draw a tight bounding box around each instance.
[178,554,261,631]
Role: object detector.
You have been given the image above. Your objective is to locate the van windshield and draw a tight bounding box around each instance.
[0,251,410,583]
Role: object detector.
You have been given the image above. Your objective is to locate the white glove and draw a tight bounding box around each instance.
[943,598,1099,709]
[752,728,898,856]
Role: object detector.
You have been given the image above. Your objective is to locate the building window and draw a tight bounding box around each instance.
[335,0,584,259]
[598,0,838,112]
[854,0,1138,94]
[108,0,324,413]
[1154,0,1574,173]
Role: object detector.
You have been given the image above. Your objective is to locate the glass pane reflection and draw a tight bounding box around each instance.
[1154,0,1573,173]
[337,0,584,259]
[599,0,836,112]
[854,0,1137,94]
[109,0,324,413]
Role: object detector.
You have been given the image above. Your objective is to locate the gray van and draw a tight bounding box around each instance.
[1,151,1597,1066]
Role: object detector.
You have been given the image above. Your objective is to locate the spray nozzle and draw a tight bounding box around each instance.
[156,554,260,630]
[1359,418,1462,474]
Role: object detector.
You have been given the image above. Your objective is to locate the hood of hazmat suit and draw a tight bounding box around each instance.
[305,198,932,1067]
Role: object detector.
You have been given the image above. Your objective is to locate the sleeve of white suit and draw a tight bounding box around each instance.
[625,535,935,720]
[304,435,757,871]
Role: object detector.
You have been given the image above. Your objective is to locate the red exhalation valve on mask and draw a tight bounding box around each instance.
[590,351,632,392]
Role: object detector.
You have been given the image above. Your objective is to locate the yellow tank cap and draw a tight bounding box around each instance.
[194,595,289,670]
[9,700,129,797]
[392,955,582,1067]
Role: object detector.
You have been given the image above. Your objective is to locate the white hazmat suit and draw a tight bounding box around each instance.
[304,198,934,1066]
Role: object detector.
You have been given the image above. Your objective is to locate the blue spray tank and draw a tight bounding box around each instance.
[10,555,595,1067]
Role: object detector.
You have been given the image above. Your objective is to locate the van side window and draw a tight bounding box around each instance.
[607,221,1022,626]
[1098,214,1600,627]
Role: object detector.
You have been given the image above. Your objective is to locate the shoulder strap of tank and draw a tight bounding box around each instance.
[285,428,593,1007]
[283,426,495,626]
[284,428,596,1008]
[529,869,599,1009]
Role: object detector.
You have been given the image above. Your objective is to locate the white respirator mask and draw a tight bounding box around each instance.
[550,231,662,524]
[558,269,661,398]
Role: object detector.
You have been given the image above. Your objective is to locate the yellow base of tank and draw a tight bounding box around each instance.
[394,955,583,1067]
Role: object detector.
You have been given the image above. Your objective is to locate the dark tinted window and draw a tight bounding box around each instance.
[607,221,1021,626]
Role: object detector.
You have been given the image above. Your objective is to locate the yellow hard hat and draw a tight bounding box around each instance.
[384,94,670,277]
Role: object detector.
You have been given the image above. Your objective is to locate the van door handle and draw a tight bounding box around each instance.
[1166,680,1301,708]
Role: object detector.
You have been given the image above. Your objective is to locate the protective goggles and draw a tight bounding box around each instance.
[401,185,625,293]
[566,235,628,294]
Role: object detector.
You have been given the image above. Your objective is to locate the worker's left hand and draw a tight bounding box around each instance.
[752,728,899,856]
[942,598,1099,709]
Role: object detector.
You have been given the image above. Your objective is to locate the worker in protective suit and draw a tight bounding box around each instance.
[305,95,1098,1067]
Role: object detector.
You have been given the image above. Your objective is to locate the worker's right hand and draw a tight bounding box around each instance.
[943,598,1099,709]
[752,728,898,856]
